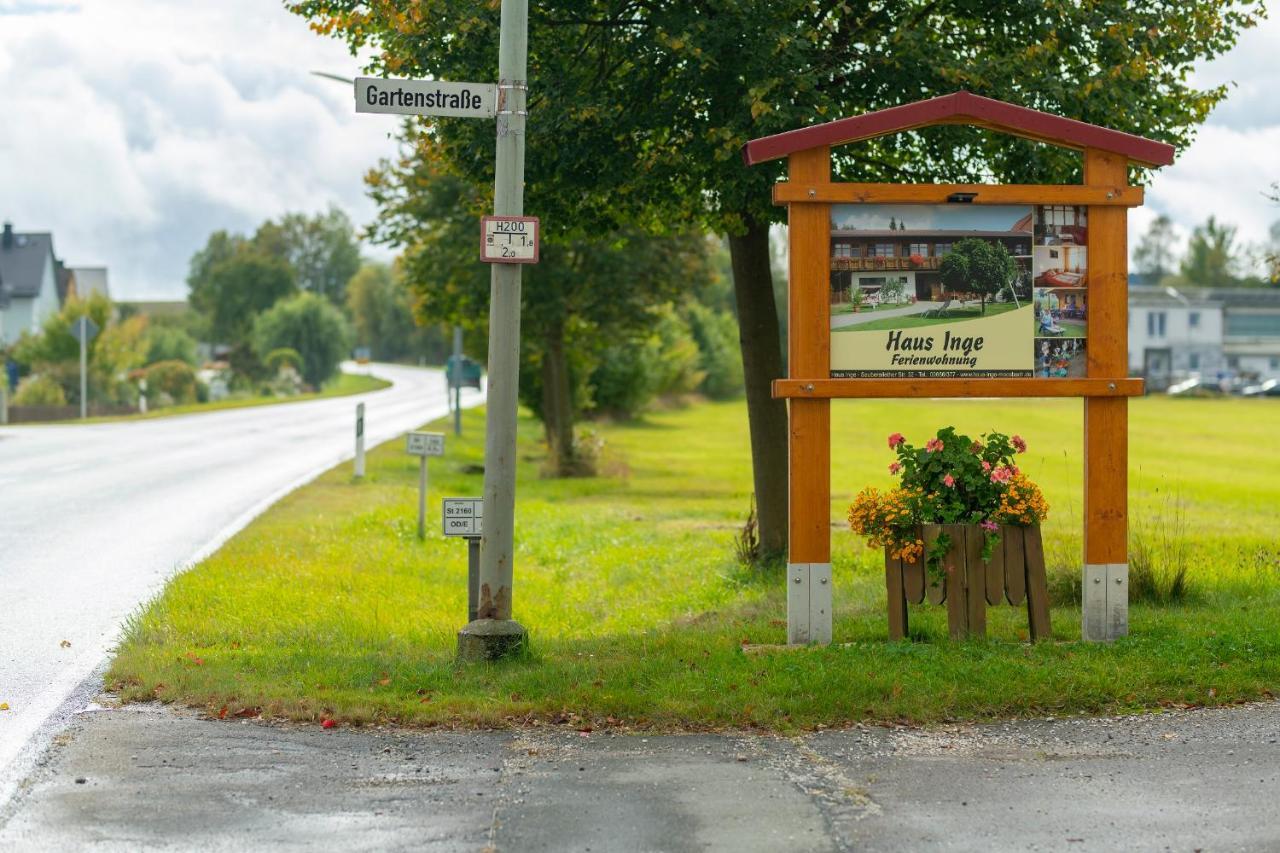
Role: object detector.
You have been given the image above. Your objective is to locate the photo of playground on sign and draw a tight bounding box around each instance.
[829,204,1079,378]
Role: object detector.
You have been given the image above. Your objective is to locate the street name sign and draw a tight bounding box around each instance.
[481,216,540,264]
[71,316,99,343]
[406,432,445,457]
[443,497,483,537]
[355,77,497,119]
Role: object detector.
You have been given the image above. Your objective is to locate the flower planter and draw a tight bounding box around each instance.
[884,523,1051,642]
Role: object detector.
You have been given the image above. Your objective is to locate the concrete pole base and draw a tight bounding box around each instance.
[457,619,528,662]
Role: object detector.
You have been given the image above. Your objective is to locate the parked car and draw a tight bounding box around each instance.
[1166,377,1224,397]
[1241,379,1280,397]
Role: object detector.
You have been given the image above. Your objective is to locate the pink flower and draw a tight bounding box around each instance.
[990,466,1013,484]
[1012,435,1027,453]
[943,474,956,488]
[888,462,902,474]
[981,460,992,472]
[981,520,999,532]
[888,433,905,449]
[925,438,944,453]
[1009,465,1020,477]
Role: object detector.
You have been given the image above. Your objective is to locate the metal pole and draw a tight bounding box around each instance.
[458,0,528,660]
[453,326,463,436]
[354,402,366,478]
[468,537,480,622]
[418,456,427,540]
[79,319,87,420]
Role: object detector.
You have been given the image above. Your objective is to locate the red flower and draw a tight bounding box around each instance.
[1012,435,1027,453]
[889,462,902,474]
[943,474,956,488]
[925,438,944,453]
[888,433,905,449]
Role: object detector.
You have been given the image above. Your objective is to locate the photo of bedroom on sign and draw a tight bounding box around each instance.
[1032,204,1087,376]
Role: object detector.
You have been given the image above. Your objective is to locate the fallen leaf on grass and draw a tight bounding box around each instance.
[0,702,9,711]
[322,718,336,729]
[59,640,71,649]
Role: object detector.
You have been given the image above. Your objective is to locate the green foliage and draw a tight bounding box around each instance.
[254,206,361,305]
[145,325,198,366]
[264,347,303,373]
[1133,214,1177,282]
[1180,216,1243,287]
[345,261,438,361]
[251,293,352,388]
[682,301,743,400]
[144,360,199,406]
[12,374,67,406]
[188,238,297,345]
[938,238,1016,312]
[590,306,706,418]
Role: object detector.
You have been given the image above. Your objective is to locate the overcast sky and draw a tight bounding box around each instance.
[1,2,1277,299]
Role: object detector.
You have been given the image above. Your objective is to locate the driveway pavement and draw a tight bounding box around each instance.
[2,699,1276,851]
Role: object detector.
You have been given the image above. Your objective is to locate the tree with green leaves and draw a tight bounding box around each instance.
[1180,216,1242,287]
[938,238,1016,314]
[291,0,1261,557]
[254,207,362,305]
[1133,214,1178,283]
[346,261,438,361]
[252,292,352,388]
[188,237,296,346]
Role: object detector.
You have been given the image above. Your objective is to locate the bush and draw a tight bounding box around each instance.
[13,374,67,406]
[145,360,199,406]
[683,302,743,399]
[264,347,303,373]
[145,325,199,366]
[252,293,351,388]
[590,306,704,418]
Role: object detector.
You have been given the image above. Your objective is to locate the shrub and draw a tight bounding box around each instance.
[252,293,351,388]
[264,347,303,373]
[145,325,198,366]
[683,302,743,400]
[145,360,199,406]
[13,374,67,406]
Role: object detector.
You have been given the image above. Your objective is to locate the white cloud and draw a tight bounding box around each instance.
[0,0,396,299]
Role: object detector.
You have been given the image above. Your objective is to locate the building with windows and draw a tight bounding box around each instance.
[1127,286,1280,389]
[0,222,63,346]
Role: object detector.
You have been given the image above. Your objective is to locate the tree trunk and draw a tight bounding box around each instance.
[540,320,577,476]
[728,216,789,558]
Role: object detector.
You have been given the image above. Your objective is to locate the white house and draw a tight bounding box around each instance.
[1128,285,1280,389]
[0,222,62,346]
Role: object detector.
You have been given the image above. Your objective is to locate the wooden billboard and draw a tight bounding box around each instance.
[743,91,1175,645]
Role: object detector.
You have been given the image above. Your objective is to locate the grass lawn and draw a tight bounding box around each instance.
[71,371,390,424]
[109,397,1280,731]
[837,300,1021,332]
[831,302,904,316]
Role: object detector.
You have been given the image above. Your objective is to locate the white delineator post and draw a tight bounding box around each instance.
[78,320,87,420]
[354,402,366,478]
[457,0,529,661]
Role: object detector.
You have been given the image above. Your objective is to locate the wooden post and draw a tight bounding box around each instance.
[785,146,832,645]
[1082,148,1130,641]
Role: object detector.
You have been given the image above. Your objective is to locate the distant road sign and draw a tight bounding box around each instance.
[71,316,99,343]
[443,497,483,537]
[355,77,497,119]
[481,216,540,264]
[406,431,445,457]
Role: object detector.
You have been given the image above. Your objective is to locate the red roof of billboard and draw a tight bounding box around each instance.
[742,91,1175,168]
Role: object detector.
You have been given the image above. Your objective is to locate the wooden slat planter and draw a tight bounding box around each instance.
[884,524,1051,642]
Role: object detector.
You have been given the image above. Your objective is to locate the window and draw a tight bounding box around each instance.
[1147,311,1167,338]
[833,243,852,258]
[1226,314,1280,337]
[1039,205,1081,227]
[934,243,951,256]
[908,243,929,256]
[871,243,896,257]
[1188,311,1200,329]
[1271,357,1279,370]
[1189,353,1200,370]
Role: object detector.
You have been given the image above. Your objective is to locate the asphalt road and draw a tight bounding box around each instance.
[3,699,1278,851]
[0,363,481,807]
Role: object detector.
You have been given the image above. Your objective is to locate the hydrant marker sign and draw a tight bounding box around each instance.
[828,204,1088,378]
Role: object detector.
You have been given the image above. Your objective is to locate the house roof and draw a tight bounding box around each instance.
[832,229,1029,239]
[742,91,1177,168]
[0,229,55,299]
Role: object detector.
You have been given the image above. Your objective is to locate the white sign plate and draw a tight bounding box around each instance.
[442,497,483,537]
[355,77,497,119]
[406,432,445,457]
[481,216,540,264]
